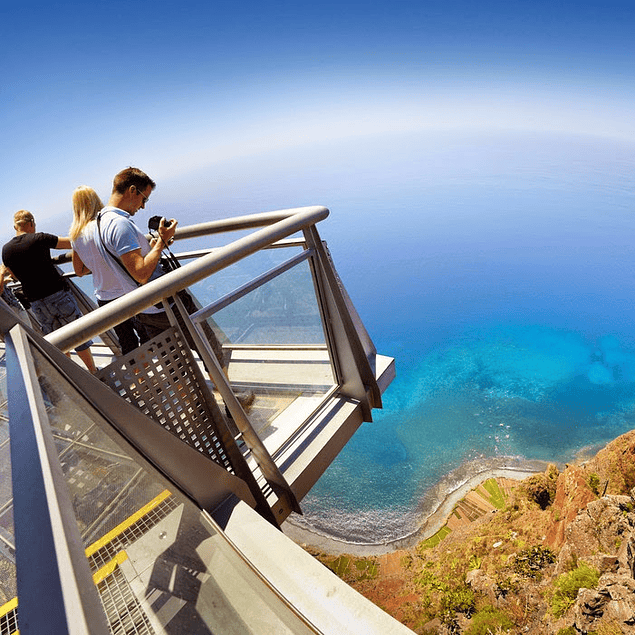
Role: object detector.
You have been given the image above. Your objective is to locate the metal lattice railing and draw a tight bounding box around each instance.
[97,328,235,472]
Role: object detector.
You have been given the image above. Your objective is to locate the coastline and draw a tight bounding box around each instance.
[282,465,542,557]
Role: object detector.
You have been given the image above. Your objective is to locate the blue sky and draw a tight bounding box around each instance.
[1,0,634,242]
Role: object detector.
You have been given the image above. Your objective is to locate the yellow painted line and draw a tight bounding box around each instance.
[92,551,128,585]
[85,489,172,557]
[0,595,17,617]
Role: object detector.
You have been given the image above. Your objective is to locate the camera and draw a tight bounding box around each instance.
[148,215,172,231]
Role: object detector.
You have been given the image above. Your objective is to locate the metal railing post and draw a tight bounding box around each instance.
[303,225,382,416]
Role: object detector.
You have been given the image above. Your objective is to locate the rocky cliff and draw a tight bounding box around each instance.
[308,429,635,634]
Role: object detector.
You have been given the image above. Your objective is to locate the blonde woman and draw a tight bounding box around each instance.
[71,185,147,354]
[70,186,104,276]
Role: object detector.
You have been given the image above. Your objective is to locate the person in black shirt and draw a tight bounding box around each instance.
[2,210,97,373]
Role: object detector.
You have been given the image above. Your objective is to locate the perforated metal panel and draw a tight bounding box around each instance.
[97,328,235,473]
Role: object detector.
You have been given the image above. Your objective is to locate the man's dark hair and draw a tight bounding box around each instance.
[112,167,156,194]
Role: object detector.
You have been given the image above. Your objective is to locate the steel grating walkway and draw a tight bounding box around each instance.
[0,490,179,635]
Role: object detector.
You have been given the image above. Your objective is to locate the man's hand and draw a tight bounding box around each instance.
[122,217,178,284]
[158,218,177,245]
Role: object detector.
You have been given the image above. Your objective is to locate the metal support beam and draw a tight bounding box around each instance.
[175,293,302,520]
[303,226,382,415]
[7,324,110,635]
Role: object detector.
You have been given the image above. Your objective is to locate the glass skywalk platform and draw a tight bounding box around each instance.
[0,206,401,634]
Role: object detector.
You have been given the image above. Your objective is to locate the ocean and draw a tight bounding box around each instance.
[73,129,635,544]
[258,130,635,543]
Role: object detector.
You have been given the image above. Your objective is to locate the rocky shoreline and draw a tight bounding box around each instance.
[282,465,542,557]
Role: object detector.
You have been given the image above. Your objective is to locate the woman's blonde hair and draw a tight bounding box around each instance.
[70,186,104,242]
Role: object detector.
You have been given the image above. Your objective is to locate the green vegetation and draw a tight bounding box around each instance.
[494,576,520,598]
[412,551,482,628]
[621,500,634,514]
[468,554,482,570]
[477,478,507,509]
[589,472,601,495]
[439,585,475,625]
[591,619,627,634]
[353,558,379,579]
[561,622,623,635]
[329,555,351,577]
[401,553,414,569]
[512,545,556,578]
[465,606,514,634]
[415,569,449,592]
[550,563,600,618]
[418,526,452,551]
[321,554,378,582]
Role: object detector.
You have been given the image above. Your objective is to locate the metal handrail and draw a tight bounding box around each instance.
[170,209,314,239]
[48,206,329,353]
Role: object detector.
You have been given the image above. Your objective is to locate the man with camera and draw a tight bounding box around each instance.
[86,167,180,353]
[78,166,251,408]
[77,167,221,355]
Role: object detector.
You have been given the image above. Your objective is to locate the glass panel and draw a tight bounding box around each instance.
[36,360,167,547]
[204,257,337,447]
[187,242,305,309]
[64,238,305,337]
[0,350,17,610]
[17,342,314,633]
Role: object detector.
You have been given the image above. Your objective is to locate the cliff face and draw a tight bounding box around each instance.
[310,429,635,634]
[564,495,635,633]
